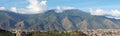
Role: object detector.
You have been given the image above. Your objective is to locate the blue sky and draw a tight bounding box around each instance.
[0,0,120,11]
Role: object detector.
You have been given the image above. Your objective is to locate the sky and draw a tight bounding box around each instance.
[0,0,120,10]
[0,0,120,19]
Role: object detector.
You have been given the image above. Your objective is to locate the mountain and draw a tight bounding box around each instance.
[0,9,120,31]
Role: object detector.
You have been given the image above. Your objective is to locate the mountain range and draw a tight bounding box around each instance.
[0,9,120,31]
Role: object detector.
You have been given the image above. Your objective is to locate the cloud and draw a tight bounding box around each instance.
[9,0,47,14]
[63,6,76,10]
[110,10,120,17]
[55,6,77,13]
[90,8,106,15]
[55,6,63,13]
[89,8,120,19]
[10,7,17,12]
[26,0,47,14]
[0,7,6,10]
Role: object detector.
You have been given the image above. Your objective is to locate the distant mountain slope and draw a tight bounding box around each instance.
[0,9,120,31]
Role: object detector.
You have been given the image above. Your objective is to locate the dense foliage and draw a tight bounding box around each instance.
[0,29,15,36]
[31,30,87,36]
[0,29,87,36]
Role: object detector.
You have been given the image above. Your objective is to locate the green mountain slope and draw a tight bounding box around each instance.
[0,9,120,31]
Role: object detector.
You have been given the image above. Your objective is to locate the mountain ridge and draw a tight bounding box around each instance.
[0,9,120,31]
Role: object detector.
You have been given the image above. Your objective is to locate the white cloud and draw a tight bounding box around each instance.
[55,6,63,13]
[90,8,106,15]
[18,9,30,14]
[89,8,120,19]
[0,7,6,10]
[110,10,120,17]
[9,0,47,14]
[26,0,47,14]
[63,6,76,10]
[10,7,17,12]
[55,6,77,13]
